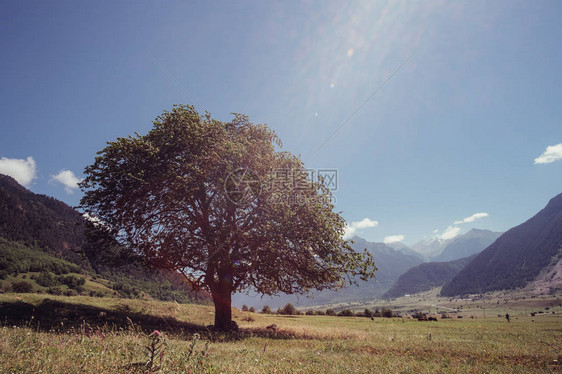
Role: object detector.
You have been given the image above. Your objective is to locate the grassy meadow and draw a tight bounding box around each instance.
[1,293,561,373]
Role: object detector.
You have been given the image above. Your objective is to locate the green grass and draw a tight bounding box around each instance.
[1,293,561,373]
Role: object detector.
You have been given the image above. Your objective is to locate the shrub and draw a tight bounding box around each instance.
[281,303,297,315]
[326,309,336,316]
[249,307,255,313]
[316,310,325,315]
[57,275,86,289]
[364,308,374,318]
[338,309,354,317]
[241,304,249,312]
[64,289,78,296]
[306,310,315,315]
[33,271,59,287]
[381,308,393,318]
[47,287,63,295]
[262,305,272,314]
[12,281,33,293]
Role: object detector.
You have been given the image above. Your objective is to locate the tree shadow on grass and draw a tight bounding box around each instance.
[0,298,206,335]
[0,298,303,341]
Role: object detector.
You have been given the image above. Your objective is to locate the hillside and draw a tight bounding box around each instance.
[441,192,562,296]
[432,229,502,262]
[382,255,475,299]
[0,173,210,304]
[0,174,86,265]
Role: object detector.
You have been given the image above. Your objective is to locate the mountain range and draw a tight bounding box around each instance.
[409,238,450,260]
[382,255,476,299]
[441,192,562,296]
[432,229,502,262]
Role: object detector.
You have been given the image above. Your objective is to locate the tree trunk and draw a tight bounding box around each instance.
[210,268,237,331]
[212,286,233,331]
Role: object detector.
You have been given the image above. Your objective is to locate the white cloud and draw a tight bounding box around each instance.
[384,234,405,244]
[0,156,37,186]
[83,212,103,226]
[343,218,379,239]
[534,143,562,164]
[453,212,489,225]
[50,169,83,194]
[433,229,439,234]
[438,226,461,240]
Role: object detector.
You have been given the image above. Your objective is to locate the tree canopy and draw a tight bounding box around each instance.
[80,105,375,330]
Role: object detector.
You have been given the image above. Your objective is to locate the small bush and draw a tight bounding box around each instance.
[316,310,325,315]
[326,309,336,316]
[306,310,315,315]
[64,289,78,297]
[281,303,297,315]
[57,275,86,290]
[381,308,393,318]
[337,309,354,317]
[47,287,63,295]
[12,281,33,293]
[241,304,249,312]
[262,305,272,314]
[33,271,59,287]
[249,307,255,313]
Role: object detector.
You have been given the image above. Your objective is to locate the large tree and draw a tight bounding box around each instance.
[80,105,375,330]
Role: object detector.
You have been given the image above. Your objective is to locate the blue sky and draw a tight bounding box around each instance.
[1,0,561,246]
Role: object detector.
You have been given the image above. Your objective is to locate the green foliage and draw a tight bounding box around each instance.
[248,306,255,313]
[47,287,63,295]
[11,281,33,293]
[111,282,141,299]
[80,105,375,329]
[241,304,248,312]
[381,308,393,318]
[261,305,272,314]
[32,271,58,287]
[326,309,336,316]
[0,177,209,305]
[280,303,297,315]
[101,269,209,304]
[337,309,354,317]
[64,289,78,296]
[57,275,86,290]
[0,238,83,276]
